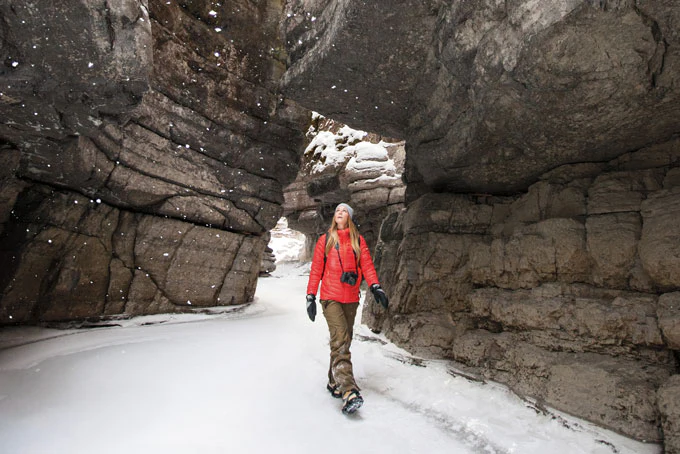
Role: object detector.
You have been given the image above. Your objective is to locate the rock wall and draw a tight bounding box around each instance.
[280,1,680,448]
[0,0,308,324]
[363,139,680,443]
[0,186,264,321]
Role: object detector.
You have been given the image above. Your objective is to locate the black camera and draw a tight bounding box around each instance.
[340,271,358,286]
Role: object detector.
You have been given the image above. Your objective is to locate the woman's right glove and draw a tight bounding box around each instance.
[306,294,317,321]
[370,284,389,309]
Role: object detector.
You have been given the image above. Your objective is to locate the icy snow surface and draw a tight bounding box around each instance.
[269,217,306,263]
[0,263,660,454]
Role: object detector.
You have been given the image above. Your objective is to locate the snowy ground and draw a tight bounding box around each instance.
[0,263,661,454]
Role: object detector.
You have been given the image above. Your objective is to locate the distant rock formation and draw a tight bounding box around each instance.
[268,217,308,263]
[260,238,277,276]
[283,114,405,251]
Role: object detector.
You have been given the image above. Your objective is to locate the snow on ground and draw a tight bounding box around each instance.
[0,263,661,454]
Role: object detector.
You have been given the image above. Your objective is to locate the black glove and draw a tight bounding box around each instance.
[306,294,317,321]
[370,284,388,309]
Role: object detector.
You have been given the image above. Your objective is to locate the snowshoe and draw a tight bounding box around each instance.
[341,389,363,414]
[327,383,342,398]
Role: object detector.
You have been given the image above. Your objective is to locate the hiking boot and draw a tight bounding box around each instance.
[341,389,363,414]
[326,383,342,398]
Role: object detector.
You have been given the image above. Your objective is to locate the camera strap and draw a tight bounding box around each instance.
[335,242,358,273]
[321,233,360,277]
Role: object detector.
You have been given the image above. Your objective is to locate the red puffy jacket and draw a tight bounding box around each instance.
[306,228,380,303]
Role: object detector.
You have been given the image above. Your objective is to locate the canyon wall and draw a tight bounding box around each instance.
[0,0,308,323]
[363,141,680,442]
[280,0,680,449]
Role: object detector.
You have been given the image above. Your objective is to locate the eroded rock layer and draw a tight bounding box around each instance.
[0,185,264,321]
[0,0,308,323]
[363,140,680,442]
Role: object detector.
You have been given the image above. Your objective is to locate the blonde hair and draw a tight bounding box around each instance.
[325,215,361,260]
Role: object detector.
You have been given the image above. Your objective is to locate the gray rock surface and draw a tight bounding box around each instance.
[280,1,680,195]
[0,0,308,323]
[364,143,680,442]
[658,375,680,453]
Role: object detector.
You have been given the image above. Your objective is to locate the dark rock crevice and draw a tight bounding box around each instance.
[633,6,669,89]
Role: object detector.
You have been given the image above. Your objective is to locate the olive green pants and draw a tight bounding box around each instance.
[321,300,360,393]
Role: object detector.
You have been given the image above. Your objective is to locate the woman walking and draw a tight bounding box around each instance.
[305,203,389,414]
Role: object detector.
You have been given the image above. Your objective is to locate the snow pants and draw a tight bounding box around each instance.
[321,300,360,393]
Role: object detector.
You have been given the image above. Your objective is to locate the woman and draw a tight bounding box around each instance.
[305,203,389,414]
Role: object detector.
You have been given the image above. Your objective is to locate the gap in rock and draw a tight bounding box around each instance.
[280,112,407,253]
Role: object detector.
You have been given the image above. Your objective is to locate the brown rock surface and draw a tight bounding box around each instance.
[0,186,265,323]
[0,0,307,323]
[364,144,680,441]
[658,375,680,452]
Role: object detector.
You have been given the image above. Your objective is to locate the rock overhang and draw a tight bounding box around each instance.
[280,0,680,194]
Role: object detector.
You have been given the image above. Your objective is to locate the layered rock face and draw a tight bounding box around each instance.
[283,114,405,251]
[363,142,680,442]
[280,0,680,448]
[0,0,307,323]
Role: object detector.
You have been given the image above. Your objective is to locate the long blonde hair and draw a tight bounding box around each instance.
[325,215,361,261]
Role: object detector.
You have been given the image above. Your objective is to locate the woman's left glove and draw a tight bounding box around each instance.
[370,284,389,309]
[306,294,317,321]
